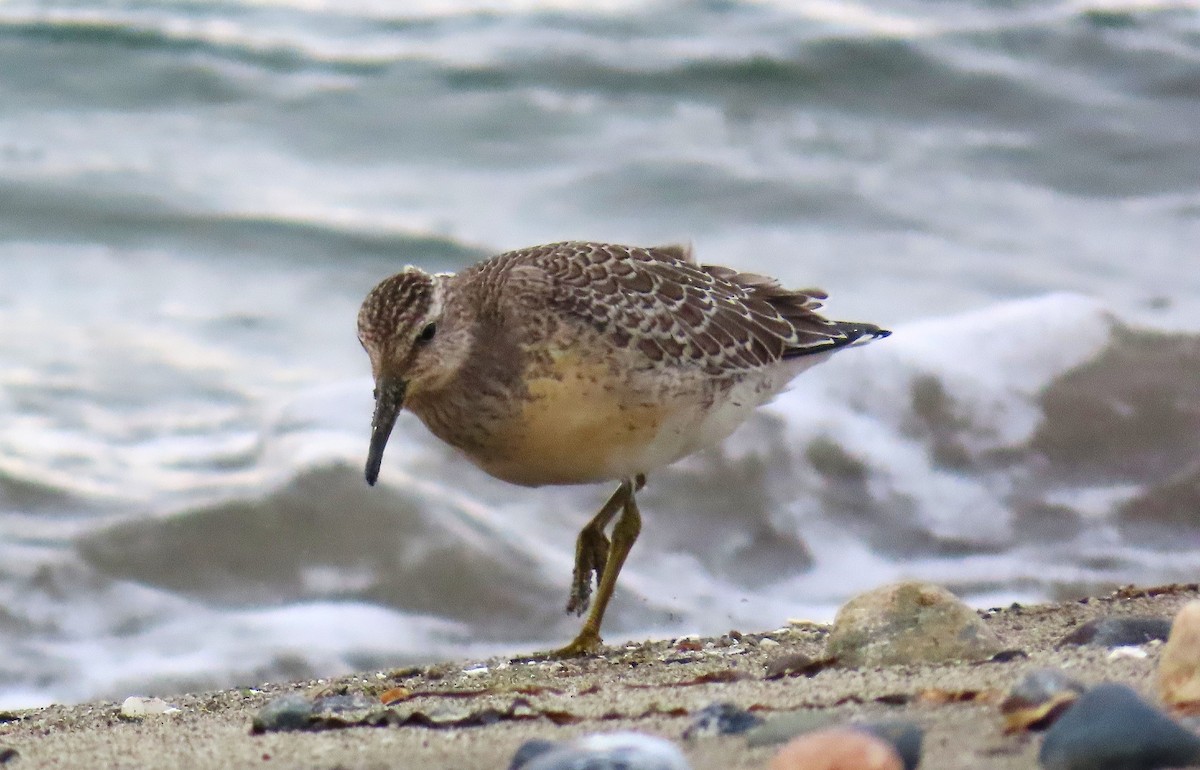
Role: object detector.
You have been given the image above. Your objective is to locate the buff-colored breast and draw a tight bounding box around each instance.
[469,352,671,487]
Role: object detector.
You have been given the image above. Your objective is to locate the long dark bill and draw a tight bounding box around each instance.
[365,378,406,486]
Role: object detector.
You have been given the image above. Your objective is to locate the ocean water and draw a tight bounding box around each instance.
[2,0,1200,708]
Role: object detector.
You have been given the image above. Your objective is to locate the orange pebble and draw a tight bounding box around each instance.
[1159,601,1200,710]
[379,687,411,706]
[768,728,904,770]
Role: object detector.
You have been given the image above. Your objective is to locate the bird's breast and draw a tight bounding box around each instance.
[466,352,676,486]
[408,346,788,488]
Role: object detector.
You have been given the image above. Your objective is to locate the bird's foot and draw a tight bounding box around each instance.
[543,627,603,659]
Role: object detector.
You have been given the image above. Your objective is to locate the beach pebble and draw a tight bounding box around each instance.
[310,692,380,723]
[1001,669,1087,732]
[746,712,834,748]
[508,739,559,770]
[1158,600,1200,709]
[517,732,692,770]
[119,696,180,718]
[825,581,1003,666]
[989,649,1030,663]
[857,722,923,770]
[682,702,763,739]
[1057,616,1171,648]
[768,728,904,770]
[764,652,818,679]
[313,693,376,712]
[746,716,921,769]
[0,747,17,765]
[251,694,316,733]
[1039,683,1200,770]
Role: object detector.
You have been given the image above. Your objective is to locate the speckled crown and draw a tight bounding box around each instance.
[357,267,435,346]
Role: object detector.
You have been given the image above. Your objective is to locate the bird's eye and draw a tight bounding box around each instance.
[417,322,437,343]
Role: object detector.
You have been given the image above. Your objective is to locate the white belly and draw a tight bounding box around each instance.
[604,353,833,479]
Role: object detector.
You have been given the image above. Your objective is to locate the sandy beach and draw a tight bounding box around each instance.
[2,583,1196,770]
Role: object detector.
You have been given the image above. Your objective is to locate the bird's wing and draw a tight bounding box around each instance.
[492,241,884,376]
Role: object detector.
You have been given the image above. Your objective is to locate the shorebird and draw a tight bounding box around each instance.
[357,241,889,656]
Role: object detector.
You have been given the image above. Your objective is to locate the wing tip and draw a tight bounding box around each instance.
[781,321,890,359]
[842,321,890,340]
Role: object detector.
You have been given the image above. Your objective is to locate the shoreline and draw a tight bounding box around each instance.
[2,583,1197,769]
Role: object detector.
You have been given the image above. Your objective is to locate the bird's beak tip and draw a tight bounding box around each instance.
[364,378,404,487]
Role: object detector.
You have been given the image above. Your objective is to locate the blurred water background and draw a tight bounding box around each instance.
[2,0,1200,708]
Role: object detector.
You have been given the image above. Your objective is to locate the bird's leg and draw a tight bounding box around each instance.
[566,482,626,616]
[553,477,644,657]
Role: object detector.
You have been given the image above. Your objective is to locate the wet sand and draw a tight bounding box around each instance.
[2,583,1196,770]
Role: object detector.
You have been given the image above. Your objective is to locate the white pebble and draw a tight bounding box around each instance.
[120,696,180,717]
[524,732,692,770]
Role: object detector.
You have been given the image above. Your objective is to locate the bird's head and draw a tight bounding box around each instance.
[357,266,459,485]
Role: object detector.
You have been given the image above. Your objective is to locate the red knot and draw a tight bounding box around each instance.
[357,241,889,656]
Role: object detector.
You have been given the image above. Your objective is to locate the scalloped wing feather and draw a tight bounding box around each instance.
[482,241,884,376]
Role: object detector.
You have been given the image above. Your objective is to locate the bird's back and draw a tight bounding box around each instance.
[457,241,884,376]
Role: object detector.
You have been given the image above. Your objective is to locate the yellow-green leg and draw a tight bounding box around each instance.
[552,476,644,657]
[566,483,625,616]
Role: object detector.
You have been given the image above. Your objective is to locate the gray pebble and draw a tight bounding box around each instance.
[509,739,560,770]
[745,712,834,748]
[1057,617,1172,648]
[311,693,378,715]
[682,702,763,739]
[1039,683,1200,770]
[250,694,315,733]
[857,721,923,770]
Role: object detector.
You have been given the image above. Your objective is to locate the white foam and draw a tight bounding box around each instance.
[762,297,1099,538]
[787,292,1113,443]
[26,600,472,707]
